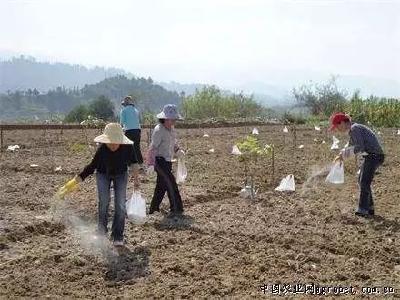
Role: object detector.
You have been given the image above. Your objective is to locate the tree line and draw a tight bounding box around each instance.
[291,77,400,127]
[0,75,181,122]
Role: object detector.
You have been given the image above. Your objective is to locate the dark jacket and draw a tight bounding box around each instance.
[79,144,137,180]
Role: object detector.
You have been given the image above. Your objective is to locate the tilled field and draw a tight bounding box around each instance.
[0,125,399,299]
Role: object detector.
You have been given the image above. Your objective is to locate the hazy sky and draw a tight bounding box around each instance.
[1,0,399,87]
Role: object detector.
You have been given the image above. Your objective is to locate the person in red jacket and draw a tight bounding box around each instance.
[330,113,384,217]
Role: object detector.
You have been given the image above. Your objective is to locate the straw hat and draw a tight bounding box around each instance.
[94,123,133,144]
[156,104,183,120]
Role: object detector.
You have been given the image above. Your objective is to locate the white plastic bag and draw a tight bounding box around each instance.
[275,174,295,192]
[314,126,321,131]
[126,192,147,224]
[325,162,344,184]
[176,157,187,184]
[283,126,289,133]
[252,128,259,135]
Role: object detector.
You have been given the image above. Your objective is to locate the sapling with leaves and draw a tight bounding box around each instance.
[236,135,274,199]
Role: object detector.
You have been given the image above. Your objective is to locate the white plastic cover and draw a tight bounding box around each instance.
[239,186,252,198]
[275,174,296,192]
[7,145,20,151]
[231,145,242,155]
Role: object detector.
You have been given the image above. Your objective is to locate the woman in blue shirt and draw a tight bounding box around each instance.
[120,96,143,164]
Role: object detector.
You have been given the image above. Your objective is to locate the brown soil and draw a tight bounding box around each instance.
[0,125,399,299]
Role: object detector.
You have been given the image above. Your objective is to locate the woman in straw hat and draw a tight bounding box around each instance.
[59,123,139,246]
[147,104,185,218]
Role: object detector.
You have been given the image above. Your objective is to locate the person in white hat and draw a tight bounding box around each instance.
[146,104,185,217]
[58,123,139,246]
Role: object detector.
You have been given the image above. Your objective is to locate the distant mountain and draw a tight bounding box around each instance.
[81,75,180,112]
[0,56,130,93]
[1,54,398,117]
[0,75,180,121]
[158,81,206,96]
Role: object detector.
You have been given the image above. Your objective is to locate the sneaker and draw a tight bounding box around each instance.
[368,209,375,216]
[113,240,124,247]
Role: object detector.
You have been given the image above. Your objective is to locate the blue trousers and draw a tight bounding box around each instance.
[96,172,128,241]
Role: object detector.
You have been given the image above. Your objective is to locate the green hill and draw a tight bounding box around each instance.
[0,75,181,122]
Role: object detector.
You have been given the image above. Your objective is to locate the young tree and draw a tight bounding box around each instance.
[237,135,274,199]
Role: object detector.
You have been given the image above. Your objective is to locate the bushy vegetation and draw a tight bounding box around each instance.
[348,92,400,127]
[293,76,347,117]
[64,96,114,123]
[181,86,272,121]
[293,77,400,127]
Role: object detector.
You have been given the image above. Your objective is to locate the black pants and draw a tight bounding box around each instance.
[150,157,184,213]
[125,129,143,164]
[358,154,384,213]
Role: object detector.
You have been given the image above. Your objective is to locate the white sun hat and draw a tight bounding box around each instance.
[156,104,183,120]
[94,123,133,144]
